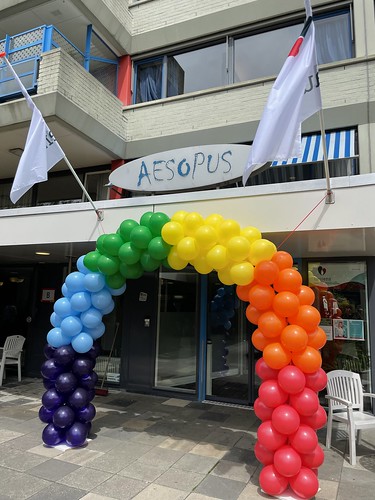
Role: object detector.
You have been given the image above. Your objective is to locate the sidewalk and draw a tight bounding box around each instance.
[0,377,375,500]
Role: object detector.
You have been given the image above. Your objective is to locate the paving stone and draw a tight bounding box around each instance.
[132,483,189,500]
[0,467,50,500]
[162,398,191,407]
[198,411,231,422]
[174,453,219,474]
[92,475,148,499]
[194,475,246,500]
[156,467,205,491]
[0,429,23,444]
[190,442,229,459]
[211,460,253,483]
[118,460,169,481]
[137,446,184,467]
[80,494,114,500]
[58,466,113,490]
[27,458,80,481]
[27,482,87,500]
[0,446,48,471]
[158,437,197,452]
[315,479,339,500]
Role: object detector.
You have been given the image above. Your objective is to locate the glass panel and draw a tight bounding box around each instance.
[84,171,111,201]
[206,275,249,403]
[168,42,226,95]
[155,269,198,392]
[308,262,371,400]
[36,174,83,205]
[315,12,352,64]
[135,59,163,103]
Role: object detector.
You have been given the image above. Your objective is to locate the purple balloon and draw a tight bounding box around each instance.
[76,403,96,423]
[43,344,56,360]
[65,421,88,447]
[85,342,101,360]
[42,388,66,410]
[72,358,94,377]
[40,359,64,380]
[43,379,55,390]
[54,345,76,367]
[53,405,76,429]
[85,421,92,435]
[42,423,65,446]
[55,372,78,394]
[87,388,96,402]
[79,372,98,391]
[68,388,90,409]
[39,405,55,424]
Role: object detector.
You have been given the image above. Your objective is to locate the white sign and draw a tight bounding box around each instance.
[109,144,251,192]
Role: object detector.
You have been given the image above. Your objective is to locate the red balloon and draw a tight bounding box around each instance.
[289,466,319,499]
[274,445,302,477]
[259,379,288,408]
[300,405,327,430]
[254,398,274,421]
[259,464,289,496]
[289,424,318,454]
[305,368,327,392]
[300,444,325,469]
[254,441,274,465]
[257,421,288,451]
[272,404,301,435]
[255,358,279,381]
[290,388,319,416]
[278,365,306,394]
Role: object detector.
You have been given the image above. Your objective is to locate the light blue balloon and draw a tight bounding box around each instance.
[80,307,102,329]
[86,322,106,340]
[47,327,71,348]
[101,299,115,315]
[70,291,92,313]
[107,283,127,296]
[50,312,62,327]
[76,255,90,274]
[84,273,106,293]
[60,315,83,338]
[91,289,113,310]
[61,283,73,298]
[71,332,93,353]
[54,298,77,318]
[65,272,86,294]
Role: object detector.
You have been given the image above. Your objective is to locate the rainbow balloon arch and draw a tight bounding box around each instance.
[39,210,327,499]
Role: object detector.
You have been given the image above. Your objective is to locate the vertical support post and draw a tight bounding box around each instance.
[84,25,93,72]
[197,275,208,401]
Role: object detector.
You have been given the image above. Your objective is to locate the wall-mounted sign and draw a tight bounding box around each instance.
[41,289,55,302]
[109,144,251,192]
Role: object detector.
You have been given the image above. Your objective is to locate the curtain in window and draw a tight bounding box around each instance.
[315,14,352,64]
[137,63,162,103]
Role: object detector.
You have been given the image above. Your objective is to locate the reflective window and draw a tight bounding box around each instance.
[135,58,163,104]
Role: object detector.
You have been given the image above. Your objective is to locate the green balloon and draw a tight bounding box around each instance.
[148,237,171,260]
[102,233,124,256]
[140,212,154,228]
[84,251,101,271]
[130,225,153,249]
[118,242,141,265]
[97,254,120,276]
[162,258,172,269]
[106,273,126,289]
[140,251,160,272]
[96,234,107,254]
[119,219,139,242]
[149,212,170,237]
[119,262,144,279]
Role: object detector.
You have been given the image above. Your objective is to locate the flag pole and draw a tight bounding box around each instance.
[318,110,334,204]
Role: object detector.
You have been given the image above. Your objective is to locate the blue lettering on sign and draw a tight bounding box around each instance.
[177,158,190,177]
[137,161,152,187]
[153,160,165,182]
[221,150,232,173]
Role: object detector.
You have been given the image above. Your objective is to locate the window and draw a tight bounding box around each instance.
[134,9,353,104]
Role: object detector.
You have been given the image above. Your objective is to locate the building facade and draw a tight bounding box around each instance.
[0,0,374,406]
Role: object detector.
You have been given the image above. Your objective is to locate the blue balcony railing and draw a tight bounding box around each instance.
[0,25,118,100]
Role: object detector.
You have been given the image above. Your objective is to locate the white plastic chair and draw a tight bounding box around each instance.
[0,335,25,386]
[326,369,375,465]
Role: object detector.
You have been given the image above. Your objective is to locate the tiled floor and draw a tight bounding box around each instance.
[0,377,375,499]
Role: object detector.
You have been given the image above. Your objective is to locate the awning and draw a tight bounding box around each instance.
[271,129,357,166]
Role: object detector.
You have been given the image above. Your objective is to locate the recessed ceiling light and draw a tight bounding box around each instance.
[36,251,50,256]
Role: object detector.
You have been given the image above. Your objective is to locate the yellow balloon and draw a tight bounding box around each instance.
[191,254,213,274]
[226,236,251,262]
[218,219,241,244]
[230,262,255,286]
[171,210,188,224]
[248,239,277,266]
[206,245,229,270]
[241,226,262,244]
[205,213,224,230]
[195,225,218,249]
[218,266,235,286]
[183,212,204,236]
[167,247,188,270]
[161,221,184,245]
[176,236,199,261]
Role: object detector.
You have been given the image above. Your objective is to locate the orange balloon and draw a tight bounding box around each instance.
[289,305,321,333]
[263,342,292,370]
[281,325,308,352]
[274,268,302,294]
[273,291,300,317]
[254,261,279,286]
[258,311,287,338]
[292,346,322,373]
[248,285,275,311]
[271,251,293,270]
[307,327,327,350]
[236,282,255,302]
[246,304,262,325]
[297,285,315,306]
[252,329,272,351]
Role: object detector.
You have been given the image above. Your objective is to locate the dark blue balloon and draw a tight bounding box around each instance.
[39,405,55,424]
[55,372,78,394]
[76,403,96,423]
[42,423,65,446]
[43,344,56,360]
[40,359,64,380]
[53,405,75,429]
[65,422,88,447]
[84,343,101,360]
[42,388,66,410]
[43,378,55,390]
[72,358,94,377]
[54,345,76,367]
[68,388,90,409]
[87,388,96,402]
[79,372,98,390]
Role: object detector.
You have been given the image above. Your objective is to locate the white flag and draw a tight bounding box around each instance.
[243,14,322,185]
[2,56,65,203]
